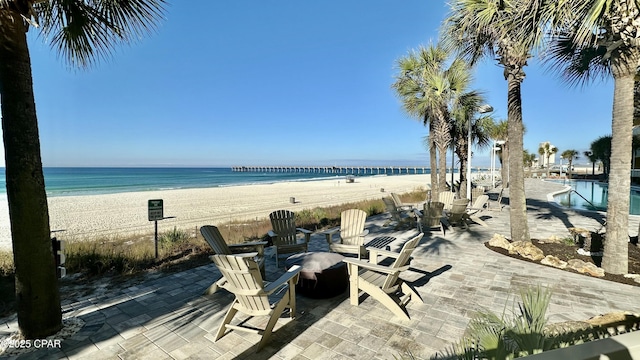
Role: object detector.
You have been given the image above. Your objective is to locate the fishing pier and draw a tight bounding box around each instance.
[230,166,430,175]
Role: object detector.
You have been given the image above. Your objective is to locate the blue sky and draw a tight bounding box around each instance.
[13,0,614,167]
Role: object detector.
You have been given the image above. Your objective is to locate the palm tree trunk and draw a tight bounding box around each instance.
[501,143,509,187]
[506,72,530,242]
[457,139,468,199]
[602,60,637,274]
[0,12,62,338]
[429,121,438,201]
[438,144,448,194]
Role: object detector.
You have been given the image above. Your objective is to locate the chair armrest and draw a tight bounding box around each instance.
[321,228,340,236]
[362,229,370,237]
[297,228,312,243]
[367,247,400,259]
[413,209,423,217]
[322,228,340,243]
[228,242,266,256]
[264,265,302,294]
[210,251,258,262]
[268,230,277,237]
[343,258,407,275]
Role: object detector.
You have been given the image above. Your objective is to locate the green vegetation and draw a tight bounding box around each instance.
[0,189,425,278]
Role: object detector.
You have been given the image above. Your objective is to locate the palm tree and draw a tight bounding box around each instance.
[590,135,612,177]
[0,0,165,339]
[392,43,473,199]
[443,0,545,242]
[489,120,509,187]
[531,0,640,274]
[523,150,537,169]
[538,142,558,178]
[450,92,494,197]
[583,150,597,175]
[561,149,579,179]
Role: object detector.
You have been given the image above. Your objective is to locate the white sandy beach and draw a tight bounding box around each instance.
[0,174,434,250]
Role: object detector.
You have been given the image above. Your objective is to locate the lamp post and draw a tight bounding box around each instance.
[467,104,493,200]
[491,140,505,187]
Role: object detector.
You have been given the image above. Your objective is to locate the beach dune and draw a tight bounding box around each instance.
[0,174,433,250]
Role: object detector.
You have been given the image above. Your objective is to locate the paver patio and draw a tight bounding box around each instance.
[2,179,640,359]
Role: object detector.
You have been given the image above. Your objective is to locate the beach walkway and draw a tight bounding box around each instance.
[2,179,640,359]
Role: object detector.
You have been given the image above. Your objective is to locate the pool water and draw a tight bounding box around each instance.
[551,180,640,215]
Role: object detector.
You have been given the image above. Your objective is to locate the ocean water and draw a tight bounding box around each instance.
[0,167,434,197]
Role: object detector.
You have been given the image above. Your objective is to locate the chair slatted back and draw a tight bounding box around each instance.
[382,197,401,221]
[201,225,231,255]
[390,193,404,208]
[422,202,444,228]
[471,187,485,202]
[439,192,455,211]
[381,233,423,289]
[269,210,298,245]
[340,209,367,245]
[211,254,271,314]
[470,195,489,211]
[448,198,470,224]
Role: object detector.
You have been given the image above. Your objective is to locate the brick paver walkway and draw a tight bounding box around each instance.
[2,179,640,359]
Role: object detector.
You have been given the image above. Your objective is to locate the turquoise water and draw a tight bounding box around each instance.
[0,167,435,197]
[552,180,640,215]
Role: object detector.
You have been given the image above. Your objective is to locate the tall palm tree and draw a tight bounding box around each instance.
[392,43,473,199]
[0,0,165,339]
[583,150,597,175]
[590,135,612,177]
[489,120,509,187]
[538,142,558,178]
[523,150,537,169]
[561,149,579,179]
[443,0,546,242]
[531,0,640,274]
[450,92,494,197]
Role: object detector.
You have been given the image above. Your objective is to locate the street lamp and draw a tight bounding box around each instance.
[491,140,505,187]
[467,104,493,200]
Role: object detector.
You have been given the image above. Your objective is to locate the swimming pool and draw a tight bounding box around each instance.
[551,180,640,215]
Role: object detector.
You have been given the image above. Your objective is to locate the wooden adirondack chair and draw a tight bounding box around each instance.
[414,201,445,235]
[342,233,424,320]
[438,191,455,211]
[200,225,267,294]
[446,198,470,228]
[268,210,312,267]
[488,188,505,211]
[390,193,414,211]
[211,254,302,351]
[322,209,369,259]
[471,186,485,202]
[464,195,489,227]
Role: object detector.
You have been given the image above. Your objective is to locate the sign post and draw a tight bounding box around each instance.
[148,199,164,259]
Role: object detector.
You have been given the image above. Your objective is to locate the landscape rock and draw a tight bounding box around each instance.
[567,259,605,277]
[538,235,564,244]
[543,321,592,337]
[540,255,567,269]
[488,234,511,250]
[509,241,544,261]
[586,312,640,327]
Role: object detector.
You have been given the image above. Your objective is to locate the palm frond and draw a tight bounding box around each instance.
[36,0,166,68]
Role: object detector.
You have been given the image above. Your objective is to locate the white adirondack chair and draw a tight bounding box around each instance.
[211,253,302,351]
[342,233,424,320]
[322,209,369,258]
[268,210,312,267]
[200,225,267,294]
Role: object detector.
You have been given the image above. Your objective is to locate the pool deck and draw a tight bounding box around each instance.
[2,178,640,359]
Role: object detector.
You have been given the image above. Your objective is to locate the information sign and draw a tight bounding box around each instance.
[148,199,164,221]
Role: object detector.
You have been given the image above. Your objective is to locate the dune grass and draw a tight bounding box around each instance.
[0,188,426,278]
